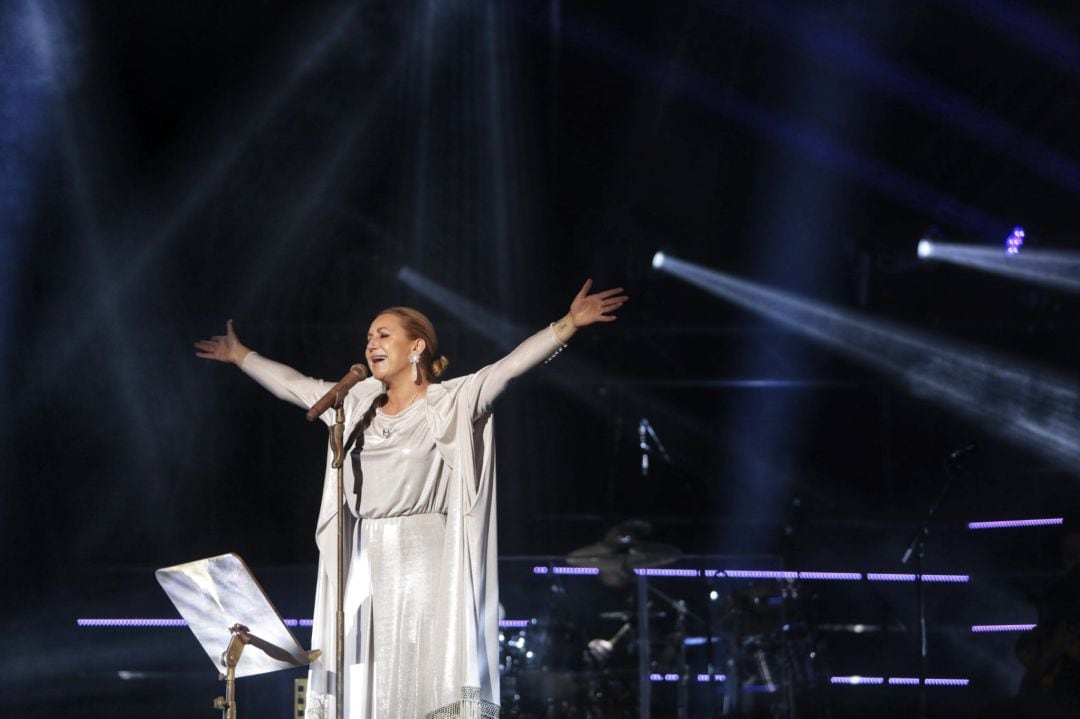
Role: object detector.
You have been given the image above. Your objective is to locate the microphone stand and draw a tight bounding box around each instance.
[307,363,367,719]
[899,450,969,719]
[329,396,348,719]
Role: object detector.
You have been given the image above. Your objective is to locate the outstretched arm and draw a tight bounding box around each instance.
[194,320,333,411]
[474,279,628,415]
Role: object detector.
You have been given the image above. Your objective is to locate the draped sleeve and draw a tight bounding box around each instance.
[420,325,565,717]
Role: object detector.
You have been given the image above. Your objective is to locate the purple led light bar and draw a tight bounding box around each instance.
[649,674,728,683]
[830,676,970,687]
[830,676,884,685]
[695,674,728,683]
[529,567,970,582]
[866,573,969,583]
[634,568,701,577]
[499,619,531,629]
[77,617,313,628]
[648,673,682,682]
[926,678,970,687]
[971,624,1036,633]
[723,570,799,579]
[967,517,1063,530]
[532,566,600,575]
[554,566,599,575]
[77,618,188,627]
[798,571,862,581]
[888,677,920,686]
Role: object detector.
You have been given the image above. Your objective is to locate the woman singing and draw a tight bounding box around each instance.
[194,279,628,718]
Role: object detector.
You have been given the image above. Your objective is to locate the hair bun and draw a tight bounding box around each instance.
[431,355,450,378]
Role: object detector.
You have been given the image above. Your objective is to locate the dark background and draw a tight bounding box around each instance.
[3,1,1080,716]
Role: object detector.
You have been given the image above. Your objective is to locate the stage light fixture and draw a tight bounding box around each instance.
[917,238,934,259]
[1005,226,1025,255]
[652,251,666,269]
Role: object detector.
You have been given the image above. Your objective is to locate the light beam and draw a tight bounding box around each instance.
[655,253,1080,468]
[919,241,1080,294]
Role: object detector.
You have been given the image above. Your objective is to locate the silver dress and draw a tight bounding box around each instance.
[346,400,448,718]
[241,326,565,718]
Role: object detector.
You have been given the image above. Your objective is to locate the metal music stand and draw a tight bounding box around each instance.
[157,553,322,719]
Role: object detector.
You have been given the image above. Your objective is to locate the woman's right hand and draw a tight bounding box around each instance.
[194,319,251,365]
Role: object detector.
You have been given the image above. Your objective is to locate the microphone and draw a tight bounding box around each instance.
[639,418,650,477]
[305,364,370,422]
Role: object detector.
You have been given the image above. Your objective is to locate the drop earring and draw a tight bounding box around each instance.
[409,351,421,383]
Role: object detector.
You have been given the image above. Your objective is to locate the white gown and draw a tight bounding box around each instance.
[240,326,565,718]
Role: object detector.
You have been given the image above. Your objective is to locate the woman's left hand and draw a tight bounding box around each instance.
[569,278,629,327]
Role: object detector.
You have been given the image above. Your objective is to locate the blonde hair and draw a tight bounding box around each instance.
[378,306,450,381]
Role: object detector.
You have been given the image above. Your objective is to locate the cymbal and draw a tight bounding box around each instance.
[598,610,668,621]
[814,622,899,634]
[566,539,682,570]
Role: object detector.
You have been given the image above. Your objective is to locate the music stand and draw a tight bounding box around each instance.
[157,553,321,719]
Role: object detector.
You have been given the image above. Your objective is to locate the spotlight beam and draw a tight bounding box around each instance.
[746,0,1080,195]
[657,253,1080,468]
[27,1,160,464]
[948,0,1080,86]
[37,4,361,382]
[535,7,1009,237]
[0,0,50,382]
[231,63,405,316]
[398,267,521,350]
[922,242,1080,295]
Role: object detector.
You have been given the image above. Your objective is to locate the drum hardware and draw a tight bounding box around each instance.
[566,520,683,588]
[500,583,832,718]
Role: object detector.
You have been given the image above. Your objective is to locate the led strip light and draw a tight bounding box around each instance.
[831,676,969,687]
[531,567,970,582]
[971,624,1036,633]
[967,517,1063,530]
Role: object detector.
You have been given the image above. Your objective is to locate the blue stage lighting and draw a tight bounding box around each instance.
[652,251,666,269]
[912,238,1080,294]
[654,253,1080,468]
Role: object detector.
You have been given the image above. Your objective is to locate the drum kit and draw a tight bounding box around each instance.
[499,522,831,718]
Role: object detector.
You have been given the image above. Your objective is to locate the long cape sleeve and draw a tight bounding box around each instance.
[421,326,565,718]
